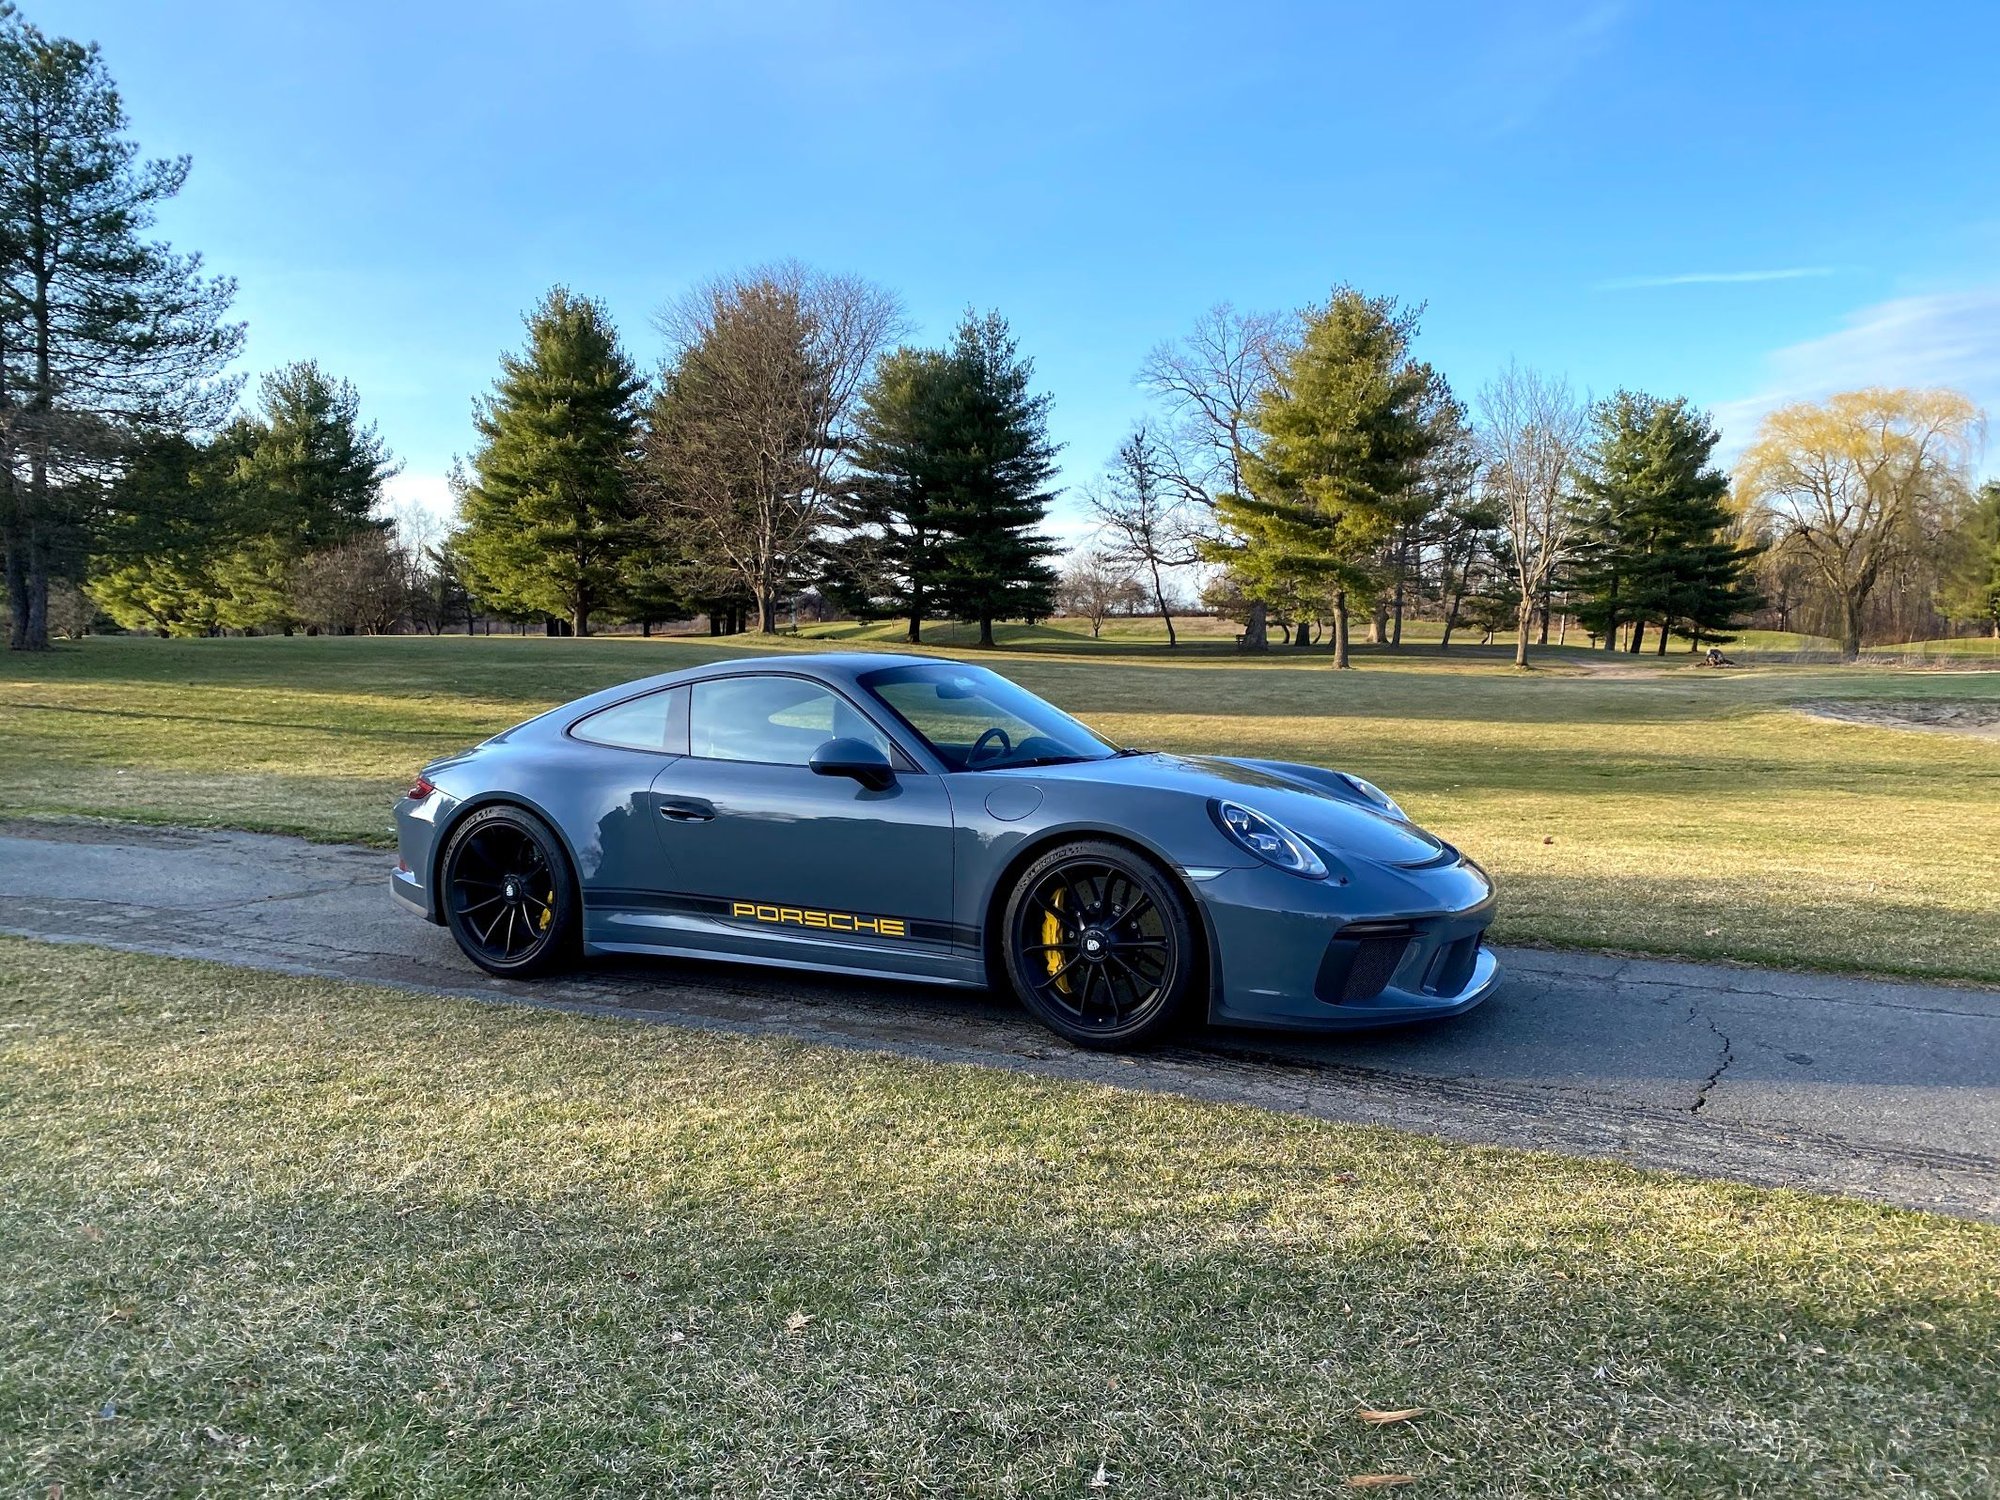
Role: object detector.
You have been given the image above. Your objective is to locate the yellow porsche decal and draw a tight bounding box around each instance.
[731,901,907,938]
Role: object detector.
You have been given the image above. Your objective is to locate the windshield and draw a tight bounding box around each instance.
[859,663,1117,771]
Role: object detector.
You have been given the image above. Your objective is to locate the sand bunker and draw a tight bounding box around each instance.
[1799,699,2000,739]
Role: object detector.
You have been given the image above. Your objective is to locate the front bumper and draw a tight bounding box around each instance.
[1196,860,1500,1032]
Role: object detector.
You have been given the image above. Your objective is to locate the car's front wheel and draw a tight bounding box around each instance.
[440,805,578,977]
[1001,840,1197,1050]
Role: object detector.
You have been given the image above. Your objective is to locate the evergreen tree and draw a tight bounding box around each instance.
[458,288,644,637]
[927,311,1060,646]
[1573,392,1758,652]
[1941,481,2000,637]
[0,6,242,649]
[1211,288,1442,667]
[210,362,396,631]
[826,345,955,642]
[88,430,238,635]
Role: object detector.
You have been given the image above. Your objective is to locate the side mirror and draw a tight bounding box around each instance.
[810,737,896,791]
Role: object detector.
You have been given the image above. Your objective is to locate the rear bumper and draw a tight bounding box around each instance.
[1197,862,1499,1032]
[390,791,447,924]
[390,865,437,922]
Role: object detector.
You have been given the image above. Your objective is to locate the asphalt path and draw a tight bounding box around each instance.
[3,819,1996,1221]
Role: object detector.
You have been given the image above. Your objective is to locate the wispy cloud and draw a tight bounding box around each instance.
[1480,1,1633,135]
[1710,285,2000,459]
[1597,267,1837,291]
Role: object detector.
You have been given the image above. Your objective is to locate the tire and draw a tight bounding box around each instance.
[1000,839,1198,1050]
[439,804,579,978]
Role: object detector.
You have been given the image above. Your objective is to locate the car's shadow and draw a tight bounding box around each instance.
[528,943,2000,1101]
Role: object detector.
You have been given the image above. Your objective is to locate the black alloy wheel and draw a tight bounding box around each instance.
[441,805,577,977]
[1001,839,1197,1050]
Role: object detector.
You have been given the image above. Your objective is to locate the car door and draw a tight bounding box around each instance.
[641,673,965,980]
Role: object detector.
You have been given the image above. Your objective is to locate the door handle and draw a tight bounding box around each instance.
[658,798,716,823]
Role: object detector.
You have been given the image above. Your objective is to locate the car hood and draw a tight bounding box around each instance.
[1002,752,1448,868]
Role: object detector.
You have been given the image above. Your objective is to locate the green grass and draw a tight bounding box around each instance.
[3,631,1998,982]
[2,938,1995,1497]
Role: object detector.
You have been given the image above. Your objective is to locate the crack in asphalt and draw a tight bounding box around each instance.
[1688,1005,1735,1116]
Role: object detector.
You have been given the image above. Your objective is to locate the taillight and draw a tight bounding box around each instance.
[406,775,436,802]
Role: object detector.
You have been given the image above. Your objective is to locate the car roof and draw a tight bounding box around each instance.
[495,651,969,744]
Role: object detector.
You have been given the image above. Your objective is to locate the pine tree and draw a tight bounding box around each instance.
[0,7,242,649]
[1941,481,2000,637]
[1213,288,1441,667]
[88,430,237,635]
[1574,393,1758,652]
[209,363,397,631]
[826,345,955,642]
[928,311,1060,646]
[458,288,644,637]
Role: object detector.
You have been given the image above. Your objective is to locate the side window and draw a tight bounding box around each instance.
[571,688,681,753]
[690,676,890,767]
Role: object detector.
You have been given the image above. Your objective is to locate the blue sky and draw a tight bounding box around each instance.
[41,0,2000,534]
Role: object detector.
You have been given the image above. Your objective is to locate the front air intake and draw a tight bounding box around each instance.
[1315,921,1415,1004]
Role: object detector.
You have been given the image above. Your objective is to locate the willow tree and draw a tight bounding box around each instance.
[1736,388,1982,660]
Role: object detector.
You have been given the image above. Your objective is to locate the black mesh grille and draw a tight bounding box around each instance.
[1315,922,1415,1004]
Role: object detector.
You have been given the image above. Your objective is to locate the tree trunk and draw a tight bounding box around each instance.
[1628,619,1645,654]
[1333,591,1352,669]
[757,592,778,634]
[1391,577,1404,647]
[1242,600,1268,651]
[1149,564,1176,647]
[1656,621,1669,656]
[1368,598,1387,645]
[905,611,922,644]
[978,614,995,648]
[3,522,25,650]
[1536,597,1551,646]
[1291,619,1311,648]
[573,605,590,638]
[1514,598,1533,668]
[1841,598,1863,661]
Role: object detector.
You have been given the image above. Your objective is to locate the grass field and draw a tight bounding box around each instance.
[3,938,1995,1497]
[2,629,1997,982]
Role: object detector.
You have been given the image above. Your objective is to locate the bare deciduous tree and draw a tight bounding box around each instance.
[1058,548,1140,639]
[1736,388,1983,660]
[1137,304,1291,647]
[289,531,405,635]
[1477,363,1588,667]
[646,261,901,634]
[1087,424,1201,646]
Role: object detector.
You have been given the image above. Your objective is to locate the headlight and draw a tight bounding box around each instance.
[1340,772,1406,821]
[1210,799,1328,879]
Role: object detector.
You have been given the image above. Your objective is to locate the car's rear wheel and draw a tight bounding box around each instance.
[440,805,578,977]
[1001,840,1197,1050]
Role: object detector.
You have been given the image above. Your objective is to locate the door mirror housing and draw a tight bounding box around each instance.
[810,737,896,791]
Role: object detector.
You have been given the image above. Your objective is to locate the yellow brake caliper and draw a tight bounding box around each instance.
[1042,889,1070,994]
[539,888,554,931]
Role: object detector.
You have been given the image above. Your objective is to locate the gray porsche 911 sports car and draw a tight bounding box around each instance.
[391,653,1497,1049]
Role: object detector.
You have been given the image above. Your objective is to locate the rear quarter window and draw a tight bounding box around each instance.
[570,688,683,753]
